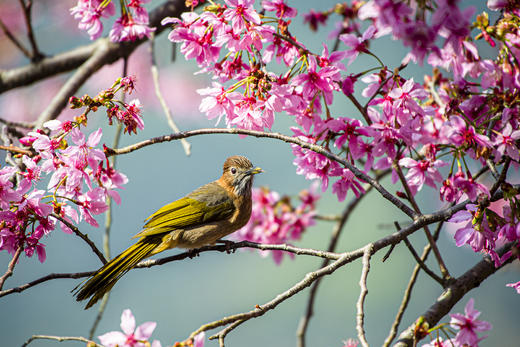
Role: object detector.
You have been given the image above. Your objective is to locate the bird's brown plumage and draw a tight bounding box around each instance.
[73,155,262,309]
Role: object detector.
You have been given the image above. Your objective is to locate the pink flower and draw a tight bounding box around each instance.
[493,122,520,161]
[291,56,340,105]
[399,157,447,195]
[223,0,261,33]
[0,166,21,209]
[109,11,155,42]
[70,0,116,40]
[449,204,490,251]
[342,339,358,347]
[234,186,319,264]
[421,336,456,347]
[98,309,161,347]
[445,116,491,149]
[262,0,297,18]
[193,332,205,347]
[303,9,328,31]
[339,25,376,65]
[332,169,365,202]
[450,298,492,346]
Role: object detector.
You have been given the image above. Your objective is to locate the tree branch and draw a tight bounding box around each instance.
[52,214,107,265]
[149,33,191,156]
[356,244,374,347]
[0,0,189,94]
[393,243,517,347]
[106,128,418,218]
[0,247,23,290]
[0,241,342,298]
[382,220,446,347]
[21,335,102,347]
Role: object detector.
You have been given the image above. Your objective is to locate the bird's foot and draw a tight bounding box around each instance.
[216,239,236,254]
[187,248,201,258]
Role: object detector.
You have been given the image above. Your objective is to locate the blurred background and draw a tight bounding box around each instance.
[0,1,518,346]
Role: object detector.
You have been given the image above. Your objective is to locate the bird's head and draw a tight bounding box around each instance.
[221,155,262,196]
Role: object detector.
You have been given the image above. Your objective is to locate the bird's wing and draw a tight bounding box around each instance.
[133,182,235,238]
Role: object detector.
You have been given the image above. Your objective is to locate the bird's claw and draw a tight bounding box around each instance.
[216,239,236,254]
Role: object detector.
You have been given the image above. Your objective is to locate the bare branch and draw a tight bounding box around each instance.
[0,271,94,298]
[0,17,32,58]
[19,0,44,61]
[0,0,189,94]
[52,214,107,265]
[383,220,446,347]
[188,252,358,340]
[393,161,452,280]
[0,247,23,290]
[22,334,102,347]
[296,178,381,347]
[34,40,113,129]
[0,144,33,156]
[149,33,191,156]
[0,241,342,298]
[394,243,517,347]
[106,128,418,218]
[356,244,375,347]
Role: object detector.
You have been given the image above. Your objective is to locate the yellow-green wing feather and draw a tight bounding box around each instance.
[134,182,235,239]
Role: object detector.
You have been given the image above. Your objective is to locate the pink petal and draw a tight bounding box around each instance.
[135,321,157,340]
[120,309,136,335]
[98,331,126,346]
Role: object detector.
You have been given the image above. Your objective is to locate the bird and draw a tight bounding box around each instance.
[73,155,262,309]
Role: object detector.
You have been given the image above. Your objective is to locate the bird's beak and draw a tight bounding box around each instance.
[248,167,263,175]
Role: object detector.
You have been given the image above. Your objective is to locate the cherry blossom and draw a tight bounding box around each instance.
[98,309,162,347]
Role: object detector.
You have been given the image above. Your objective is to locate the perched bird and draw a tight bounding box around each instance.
[74,155,262,309]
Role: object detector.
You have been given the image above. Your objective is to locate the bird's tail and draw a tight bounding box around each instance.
[74,238,160,309]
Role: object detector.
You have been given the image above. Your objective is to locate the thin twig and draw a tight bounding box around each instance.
[35,40,112,129]
[0,0,191,93]
[186,199,486,341]
[106,128,418,219]
[0,144,33,156]
[0,17,31,58]
[21,335,102,347]
[356,244,374,347]
[0,241,343,298]
[347,94,371,125]
[89,293,110,340]
[149,33,191,156]
[383,220,445,347]
[296,177,383,347]
[485,159,500,180]
[52,214,107,265]
[392,161,451,280]
[313,214,342,222]
[402,238,444,286]
[0,247,23,290]
[188,252,357,340]
[489,157,510,196]
[0,117,35,129]
[394,243,516,347]
[88,58,129,340]
[426,79,445,110]
[18,0,43,61]
[209,319,244,345]
[0,271,94,298]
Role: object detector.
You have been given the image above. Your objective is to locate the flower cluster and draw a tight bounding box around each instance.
[0,77,141,263]
[167,0,520,291]
[70,0,155,42]
[422,298,492,347]
[233,185,319,264]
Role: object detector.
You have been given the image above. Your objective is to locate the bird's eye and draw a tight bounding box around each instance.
[230,167,237,174]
